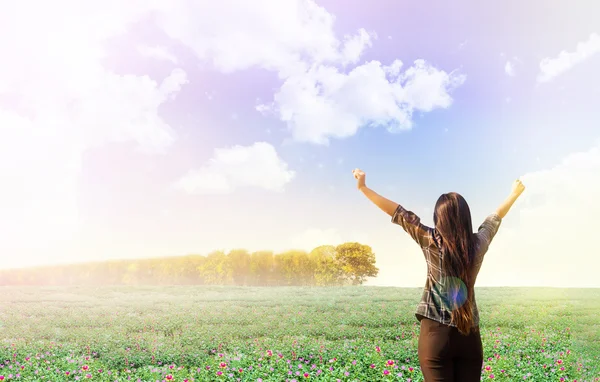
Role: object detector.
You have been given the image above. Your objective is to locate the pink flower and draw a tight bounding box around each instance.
[387,360,394,366]
[383,369,390,375]
[166,375,173,381]
[216,370,223,376]
[370,364,376,369]
[266,350,273,357]
[219,362,227,368]
[489,374,495,379]
[375,346,381,353]
[485,365,492,372]
[303,372,310,378]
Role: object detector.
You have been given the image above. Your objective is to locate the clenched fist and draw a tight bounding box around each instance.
[352,168,366,190]
[512,179,525,196]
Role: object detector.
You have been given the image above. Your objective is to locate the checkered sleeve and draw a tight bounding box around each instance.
[477,213,502,251]
[391,205,433,248]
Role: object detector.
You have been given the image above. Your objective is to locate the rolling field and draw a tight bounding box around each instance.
[0,286,599,381]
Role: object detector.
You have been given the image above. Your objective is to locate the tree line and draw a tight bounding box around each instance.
[0,243,379,286]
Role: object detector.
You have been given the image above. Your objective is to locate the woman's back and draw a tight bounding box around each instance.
[352,168,525,381]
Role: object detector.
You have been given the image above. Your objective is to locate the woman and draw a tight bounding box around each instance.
[352,168,525,382]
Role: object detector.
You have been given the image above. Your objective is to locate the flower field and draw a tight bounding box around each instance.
[0,286,598,381]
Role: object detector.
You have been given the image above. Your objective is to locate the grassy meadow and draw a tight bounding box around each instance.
[0,286,599,381]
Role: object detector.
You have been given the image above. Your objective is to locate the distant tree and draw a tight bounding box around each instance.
[249,251,274,286]
[228,249,251,286]
[0,241,380,286]
[292,250,314,286]
[198,251,232,285]
[273,251,295,285]
[335,242,379,285]
[122,262,139,285]
[310,245,345,286]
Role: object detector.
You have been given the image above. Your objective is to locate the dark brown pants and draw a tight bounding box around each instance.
[417,318,483,382]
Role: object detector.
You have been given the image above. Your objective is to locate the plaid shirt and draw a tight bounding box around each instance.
[391,204,502,328]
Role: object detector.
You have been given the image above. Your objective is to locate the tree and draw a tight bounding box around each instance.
[198,251,232,285]
[228,249,251,286]
[249,251,274,286]
[273,251,295,285]
[335,242,379,285]
[309,245,344,286]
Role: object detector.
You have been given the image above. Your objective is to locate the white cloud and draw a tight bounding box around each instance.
[175,142,295,194]
[340,29,374,65]
[477,141,600,287]
[137,45,178,63]
[538,32,600,83]
[0,1,186,259]
[290,228,343,251]
[154,0,372,76]
[287,228,371,252]
[504,61,516,76]
[504,56,521,77]
[260,59,465,144]
[152,0,461,144]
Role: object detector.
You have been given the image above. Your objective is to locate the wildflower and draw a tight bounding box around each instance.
[216,370,223,376]
[383,369,390,375]
[266,350,273,357]
[303,372,310,378]
[219,362,227,368]
[387,360,394,367]
[489,374,495,379]
[370,364,376,369]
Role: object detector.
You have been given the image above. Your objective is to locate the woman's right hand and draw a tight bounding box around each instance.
[352,168,366,190]
[512,179,525,196]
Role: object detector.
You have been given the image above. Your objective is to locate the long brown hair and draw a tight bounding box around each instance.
[433,192,477,335]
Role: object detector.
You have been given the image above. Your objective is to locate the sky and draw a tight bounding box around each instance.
[0,0,599,287]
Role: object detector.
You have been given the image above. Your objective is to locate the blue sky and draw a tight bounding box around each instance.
[1,0,599,287]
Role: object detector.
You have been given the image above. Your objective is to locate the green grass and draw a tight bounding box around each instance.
[0,286,599,381]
